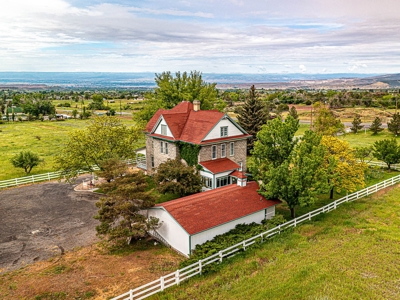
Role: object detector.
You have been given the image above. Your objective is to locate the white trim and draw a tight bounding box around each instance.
[211,145,217,160]
[221,144,226,158]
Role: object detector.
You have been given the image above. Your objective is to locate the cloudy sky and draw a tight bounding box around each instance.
[1,0,400,74]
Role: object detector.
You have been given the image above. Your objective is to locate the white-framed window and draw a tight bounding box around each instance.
[221,144,226,158]
[220,126,228,137]
[165,142,168,154]
[239,161,243,171]
[161,124,167,135]
[230,142,234,156]
[212,145,217,159]
[160,141,164,153]
[202,176,212,188]
[216,176,229,188]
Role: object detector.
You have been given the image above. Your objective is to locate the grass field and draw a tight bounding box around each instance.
[152,184,400,300]
[0,117,138,181]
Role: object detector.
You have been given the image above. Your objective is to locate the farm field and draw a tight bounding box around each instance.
[0,117,139,181]
[152,184,400,300]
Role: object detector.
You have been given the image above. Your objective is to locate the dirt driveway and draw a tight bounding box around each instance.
[0,176,101,273]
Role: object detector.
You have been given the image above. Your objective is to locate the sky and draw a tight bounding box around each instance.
[1,0,400,74]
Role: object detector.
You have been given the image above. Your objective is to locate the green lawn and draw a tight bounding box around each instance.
[0,118,138,181]
[152,184,400,300]
[340,130,400,148]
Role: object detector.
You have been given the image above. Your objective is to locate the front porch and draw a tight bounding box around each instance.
[135,147,147,170]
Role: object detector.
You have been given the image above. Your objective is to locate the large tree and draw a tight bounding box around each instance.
[95,168,159,247]
[313,102,344,136]
[11,151,43,174]
[56,116,141,181]
[372,139,400,170]
[252,130,329,218]
[321,136,366,199]
[388,112,400,136]
[154,159,202,197]
[236,85,269,153]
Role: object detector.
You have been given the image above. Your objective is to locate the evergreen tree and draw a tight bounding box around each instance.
[370,117,384,134]
[288,106,298,119]
[236,85,268,153]
[388,112,400,136]
[350,114,363,134]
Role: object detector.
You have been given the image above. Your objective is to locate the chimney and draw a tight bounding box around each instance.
[236,172,247,187]
[193,100,200,112]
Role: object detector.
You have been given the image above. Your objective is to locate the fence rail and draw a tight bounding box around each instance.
[0,160,135,189]
[112,173,400,300]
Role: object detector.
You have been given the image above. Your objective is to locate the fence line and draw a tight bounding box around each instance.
[111,173,400,300]
[0,160,135,189]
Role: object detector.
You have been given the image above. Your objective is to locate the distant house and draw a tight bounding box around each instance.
[136,100,251,190]
[146,178,281,256]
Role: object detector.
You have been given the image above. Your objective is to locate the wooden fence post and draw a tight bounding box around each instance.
[199,260,202,275]
[219,251,223,263]
[160,276,164,291]
[129,289,133,300]
[175,270,180,285]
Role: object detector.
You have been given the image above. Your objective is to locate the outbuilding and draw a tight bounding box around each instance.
[146,178,281,256]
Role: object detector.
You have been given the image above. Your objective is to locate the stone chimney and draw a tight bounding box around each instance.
[193,100,200,112]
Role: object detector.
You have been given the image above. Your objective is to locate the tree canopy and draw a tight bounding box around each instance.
[11,151,43,174]
[236,85,269,153]
[350,114,363,134]
[56,116,141,181]
[372,139,400,170]
[388,112,400,136]
[154,159,203,197]
[370,117,384,134]
[313,102,344,136]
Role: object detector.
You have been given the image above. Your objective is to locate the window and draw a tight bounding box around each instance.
[151,140,154,149]
[220,126,228,137]
[212,145,217,159]
[239,162,243,171]
[161,124,167,135]
[221,144,226,158]
[216,176,229,188]
[202,176,212,188]
[151,155,154,168]
[165,142,168,154]
[160,141,164,153]
[230,142,234,156]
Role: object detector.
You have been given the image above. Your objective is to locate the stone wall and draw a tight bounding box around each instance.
[146,136,179,175]
[198,139,247,171]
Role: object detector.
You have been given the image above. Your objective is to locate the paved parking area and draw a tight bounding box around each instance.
[0,177,101,273]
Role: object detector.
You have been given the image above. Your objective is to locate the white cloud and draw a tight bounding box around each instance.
[299,65,307,72]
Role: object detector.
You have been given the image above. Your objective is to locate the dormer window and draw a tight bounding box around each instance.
[161,124,167,136]
[220,126,228,137]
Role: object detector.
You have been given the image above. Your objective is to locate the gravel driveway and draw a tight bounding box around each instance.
[0,176,101,273]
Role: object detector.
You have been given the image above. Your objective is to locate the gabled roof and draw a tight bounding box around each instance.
[153,181,281,235]
[146,101,247,144]
[200,158,240,174]
[230,170,247,179]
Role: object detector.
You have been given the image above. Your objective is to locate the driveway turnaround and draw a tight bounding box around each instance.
[0,176,101,273]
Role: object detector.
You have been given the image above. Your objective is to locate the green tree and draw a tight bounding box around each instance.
[321,136,366,199]
[388,112,400,136]
[236,85,268,153]
[95,169,159,247]
[251,116,299,171]
[288,106,298,119]
[11,151,43,174]
[354,146,373,163]
[71,109,78,119]
[372,139,400,170]
[350,114,363,134]
[88,94,106,110]
[56,116,141,181]
[154,159,203,197]
[313,102,344,136]
[370,117,384,134]
[252,130,329,218]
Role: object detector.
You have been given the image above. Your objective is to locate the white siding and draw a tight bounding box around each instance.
[203,118,243,141]
[200,170,213,179]
[154,117,173,137]
[147,208,190,255]
[190,210,267,251]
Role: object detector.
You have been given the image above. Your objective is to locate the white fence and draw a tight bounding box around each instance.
[0,160,136,189]
[112,173,400,300]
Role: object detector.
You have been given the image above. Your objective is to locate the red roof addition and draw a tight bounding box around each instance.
[154,181,281,235]
[230,170,247,179]
[200,158,239,174]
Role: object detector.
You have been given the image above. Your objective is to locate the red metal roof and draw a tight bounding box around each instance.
[230,170,247,179]
[200,158,240,174]
[154,181,281,235]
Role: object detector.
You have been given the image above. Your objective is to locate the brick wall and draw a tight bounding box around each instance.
[198,139,247,171]
[146,136,179,175]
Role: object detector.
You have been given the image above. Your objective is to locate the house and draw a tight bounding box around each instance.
[146,177,281,256]
[136,100,251,190]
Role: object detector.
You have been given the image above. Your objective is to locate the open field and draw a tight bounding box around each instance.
[0,117,138,181]
[152,184,400,300]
